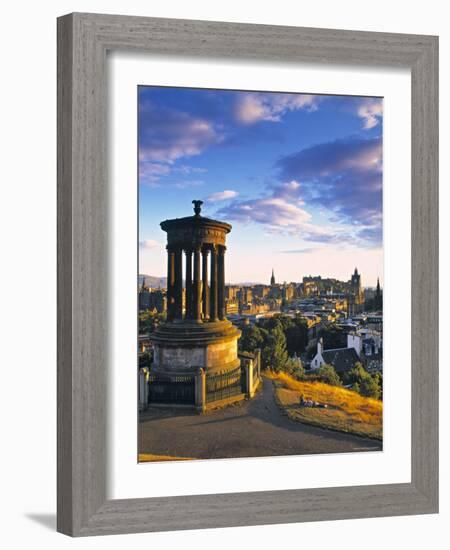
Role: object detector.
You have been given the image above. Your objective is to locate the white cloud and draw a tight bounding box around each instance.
[235,93,321,124]
[139,239,161,250]
[279,247,319,254]
[139,102,223,164]
[206,190,239,201]
[357,98,383,130]
[217,194,337,242]
[139,162,208,187]
[216,178,365,246]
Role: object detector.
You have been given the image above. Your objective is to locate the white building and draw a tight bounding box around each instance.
[311,328,382,375]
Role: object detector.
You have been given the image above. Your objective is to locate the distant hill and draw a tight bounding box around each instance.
[138,274,167,288]
[231,281,263,286]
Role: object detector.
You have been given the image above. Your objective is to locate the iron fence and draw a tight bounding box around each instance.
[148,372,195,405]
[205,365,245,404]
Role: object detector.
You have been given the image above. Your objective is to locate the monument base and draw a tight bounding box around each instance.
[151,319,241,374]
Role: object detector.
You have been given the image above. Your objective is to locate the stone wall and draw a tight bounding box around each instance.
[206,339,238,368]
[157,345,205,370]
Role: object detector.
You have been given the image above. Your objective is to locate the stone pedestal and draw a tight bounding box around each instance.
[151,319,241,375]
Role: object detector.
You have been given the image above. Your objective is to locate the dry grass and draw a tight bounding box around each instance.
[138,454,195,463]
[265,371,382,440]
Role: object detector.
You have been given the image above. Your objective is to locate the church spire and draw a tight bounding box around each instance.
[270,268,275,286]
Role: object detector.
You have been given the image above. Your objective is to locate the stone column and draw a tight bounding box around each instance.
[138,367,149,411]
[202,247,209,321]
[218,245,226,320]
[209,245,218,322]
[174,248,183,321]
[166,247,175,321]
[255,348,261,380]
[195,368,206,413]
[246,360,255,398]
[184,249,193,320]
[193,246,202,321]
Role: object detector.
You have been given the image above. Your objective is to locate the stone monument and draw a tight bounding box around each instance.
[151,200,241,377]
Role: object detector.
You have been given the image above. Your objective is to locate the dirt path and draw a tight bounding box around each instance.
[139,377,382,460]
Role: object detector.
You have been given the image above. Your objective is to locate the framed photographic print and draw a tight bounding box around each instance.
[57,13,438,536]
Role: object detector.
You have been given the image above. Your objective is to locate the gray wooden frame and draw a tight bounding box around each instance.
[57,12,438,537]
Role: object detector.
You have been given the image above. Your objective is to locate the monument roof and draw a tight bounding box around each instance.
[160,200,232,234]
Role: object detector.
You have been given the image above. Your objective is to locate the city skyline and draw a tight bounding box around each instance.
[138,268,381,290]
[139,86,383,286]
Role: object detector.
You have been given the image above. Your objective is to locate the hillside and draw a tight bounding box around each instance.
[265,371,382,440]
[138,274,167,288]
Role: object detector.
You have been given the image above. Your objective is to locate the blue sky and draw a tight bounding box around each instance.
[139,86,383,287]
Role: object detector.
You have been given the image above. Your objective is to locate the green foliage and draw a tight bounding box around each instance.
[139,310,166,333]
[373,371,383,399]
[317,363,342,386]
[344,362,381,399]
[239,324,267,353]
[283,357,305,379]
[359,376,381,399]
[318,325,346,350]
[262,324,289,372]
[285,316,309,356]
[343,362,366,384]
[258,315,290,332]
[256,314,308,356]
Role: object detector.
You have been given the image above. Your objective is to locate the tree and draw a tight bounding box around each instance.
[283,356,305,379]
[262,324,289,372]
[343,362,366,385]
[239,324,267,353]
[373,371,383,399]
[359,376,381,399]
[317,363,342,386]
[344,362,381,399]
[139,310,165,333]
[319,325,346,349]
[258,315,290,332]
[285,316,308,356]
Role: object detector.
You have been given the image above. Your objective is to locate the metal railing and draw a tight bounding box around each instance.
[148,372,195,405]
[205,365,245,404]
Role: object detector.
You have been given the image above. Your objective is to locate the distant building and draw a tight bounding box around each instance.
[310,338,360,374]
[252,284,270,298]
[237,287,253,307]
[270,268,276,286]
[311,328,382,375]
[225,297,239,315]
[282,283,296,301]
[366,314,383,331]
[347,267,364,316]
[225,285,240,300]
[374,278,383,310]
[138,279,167,313]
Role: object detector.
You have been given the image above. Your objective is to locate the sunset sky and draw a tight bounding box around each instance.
[138,86,383,287]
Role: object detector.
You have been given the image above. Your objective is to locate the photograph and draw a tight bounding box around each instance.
[137,86,384,462]
[0,0,442,543]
